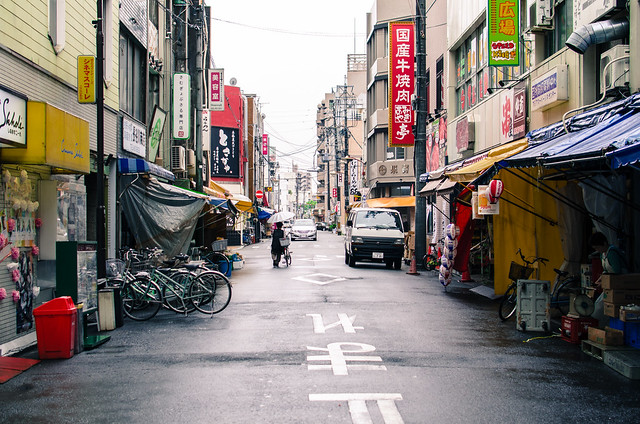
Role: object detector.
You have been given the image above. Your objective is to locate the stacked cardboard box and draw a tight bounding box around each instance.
[601,274,640,318]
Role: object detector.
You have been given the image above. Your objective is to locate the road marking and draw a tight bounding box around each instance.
[307,342,386,375]
[296,257,332,262]
[306,313,363,333]
[293,273,346,285]
[309,393,404,424]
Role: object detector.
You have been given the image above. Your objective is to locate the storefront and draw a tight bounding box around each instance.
[1,100,90,353]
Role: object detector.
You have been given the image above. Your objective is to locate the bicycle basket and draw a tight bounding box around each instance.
[129,260,152,273]
[509,261,534,281]
[279,238,291,247]
[106,259,126,278]
[211,239,228,252]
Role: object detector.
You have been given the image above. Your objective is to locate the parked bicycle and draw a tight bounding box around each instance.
[498,249,548,321]
[422,238,444,271]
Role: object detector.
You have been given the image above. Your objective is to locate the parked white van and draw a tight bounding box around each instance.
[344,207,405,269]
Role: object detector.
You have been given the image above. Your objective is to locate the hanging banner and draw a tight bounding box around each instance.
[208,69,224,111]
[388,21,415,147]
[488,0,520,66]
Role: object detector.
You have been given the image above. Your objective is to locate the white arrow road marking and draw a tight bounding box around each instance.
[292,273,346,285]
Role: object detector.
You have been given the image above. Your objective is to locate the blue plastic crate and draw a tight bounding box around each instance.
[608,317,640,348]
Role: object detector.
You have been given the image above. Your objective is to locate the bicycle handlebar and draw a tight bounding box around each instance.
[516,248,548,267]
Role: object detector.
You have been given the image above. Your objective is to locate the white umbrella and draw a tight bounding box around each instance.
[267,211,295,224]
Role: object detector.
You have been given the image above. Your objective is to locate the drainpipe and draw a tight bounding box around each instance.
[565,17,629,54]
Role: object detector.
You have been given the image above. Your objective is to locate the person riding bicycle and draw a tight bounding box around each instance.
[271,222,285,268]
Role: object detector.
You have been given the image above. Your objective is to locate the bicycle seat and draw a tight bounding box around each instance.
[553,268,569,278]
[175,254,190,261]
[183,263,201,271]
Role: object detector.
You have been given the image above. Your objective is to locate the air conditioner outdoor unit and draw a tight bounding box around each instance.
[526,0,553,32]
[171,146,186,171]
[187,149,196,176]
[600,44,630,91]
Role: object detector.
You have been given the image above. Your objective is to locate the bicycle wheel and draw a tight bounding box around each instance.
[204,251,230,275]
[285,250,291,267]
[189,271,232,314]
[161,270,195,313]
[498,283,518,321]
[423,254,437,271]
[553,277,581,316]
[121,278,162,321]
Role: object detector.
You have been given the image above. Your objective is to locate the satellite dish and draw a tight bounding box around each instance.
[229,77,237,86]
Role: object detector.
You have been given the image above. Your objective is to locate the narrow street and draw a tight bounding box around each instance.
[1,232,638,423]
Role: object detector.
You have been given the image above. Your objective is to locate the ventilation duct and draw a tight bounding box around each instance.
[565,18,629,54]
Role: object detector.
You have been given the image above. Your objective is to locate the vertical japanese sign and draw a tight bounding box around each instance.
[208,69,225,111]
[77,56,96,104]
[173,73,190,139]
[388,22,415,148]
[210,127,240,178]
[488,0,519,66]
[262,134,269,156]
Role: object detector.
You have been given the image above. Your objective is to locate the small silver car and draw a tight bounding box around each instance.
[290,219,317,241]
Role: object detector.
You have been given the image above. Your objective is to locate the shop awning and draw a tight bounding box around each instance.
[503,110,640,168]
[205,181,255,213]
[607,142,640,169]
[446,138,528,182]
[418,177,457,196]
[366,196,415,208]
[118,157,175,181]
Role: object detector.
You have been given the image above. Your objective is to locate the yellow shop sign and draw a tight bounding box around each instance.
[0,102,90,173]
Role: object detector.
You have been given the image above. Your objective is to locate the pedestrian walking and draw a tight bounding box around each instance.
[271,222,285,267]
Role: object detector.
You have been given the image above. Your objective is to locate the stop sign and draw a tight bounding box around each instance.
[256,190,264,200]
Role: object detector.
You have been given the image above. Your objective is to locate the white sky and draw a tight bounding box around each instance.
[207,0,374,173]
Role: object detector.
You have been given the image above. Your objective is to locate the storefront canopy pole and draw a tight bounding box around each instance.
[499,194,558,226]
[498,165,621,233]
[429,199,450,221]
[552,166,640,213]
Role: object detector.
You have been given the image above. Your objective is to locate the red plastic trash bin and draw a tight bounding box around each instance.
[33,296,77,359]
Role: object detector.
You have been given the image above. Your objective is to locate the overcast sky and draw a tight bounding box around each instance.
[207,0,373,173]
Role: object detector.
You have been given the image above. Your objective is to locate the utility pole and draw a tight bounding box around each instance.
[194,4,204,244]
[342,80,349,217]
[95,0,106,278]
[332,106,339,230]
[414,0,428,267]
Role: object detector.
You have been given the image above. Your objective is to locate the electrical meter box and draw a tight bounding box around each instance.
[516,280,551,332]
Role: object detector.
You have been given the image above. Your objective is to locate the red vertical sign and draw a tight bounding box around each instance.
[262,134,269,156]
[388,22,415,148]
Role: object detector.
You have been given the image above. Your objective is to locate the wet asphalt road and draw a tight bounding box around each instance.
[1,231,639,423]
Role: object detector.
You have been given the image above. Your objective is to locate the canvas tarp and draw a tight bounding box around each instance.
[120,175,208,257]
[492,168,564,295]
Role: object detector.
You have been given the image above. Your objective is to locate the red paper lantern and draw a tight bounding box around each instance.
[486,179,504,204]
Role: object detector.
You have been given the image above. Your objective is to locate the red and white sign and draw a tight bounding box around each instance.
[256,190,264,200]
[262,134,269,156]
[208,69,224,111]
[388,22,415,148]
[332,188,338,198]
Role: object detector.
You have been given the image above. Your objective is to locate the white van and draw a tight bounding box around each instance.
[344,207,405,269]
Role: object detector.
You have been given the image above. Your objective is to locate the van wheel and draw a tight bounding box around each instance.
[344,250,349,265]
[348,254,356,267]
[393,259,402,270]
[385,260,393,269]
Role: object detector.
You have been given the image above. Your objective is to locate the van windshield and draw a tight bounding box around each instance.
[354,210,402,230]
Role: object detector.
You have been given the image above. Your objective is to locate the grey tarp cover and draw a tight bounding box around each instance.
[120,175,207,257]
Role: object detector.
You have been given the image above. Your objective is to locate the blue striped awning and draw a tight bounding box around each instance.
[118,157,175,181]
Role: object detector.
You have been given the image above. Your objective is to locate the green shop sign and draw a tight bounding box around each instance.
[488,0,519,66]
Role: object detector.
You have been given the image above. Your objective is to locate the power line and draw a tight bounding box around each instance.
[213,17,366,38]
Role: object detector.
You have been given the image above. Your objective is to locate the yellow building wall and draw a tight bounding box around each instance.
[493,168,565,295]
[0,0,119,109]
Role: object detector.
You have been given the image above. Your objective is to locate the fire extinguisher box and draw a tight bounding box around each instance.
[33,296,77,359]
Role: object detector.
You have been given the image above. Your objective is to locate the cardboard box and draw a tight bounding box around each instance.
[620,308,640,322]
[588,327,624,346]
[600,274,640,290]
[602,289,640,304]
[604,302,623,318]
